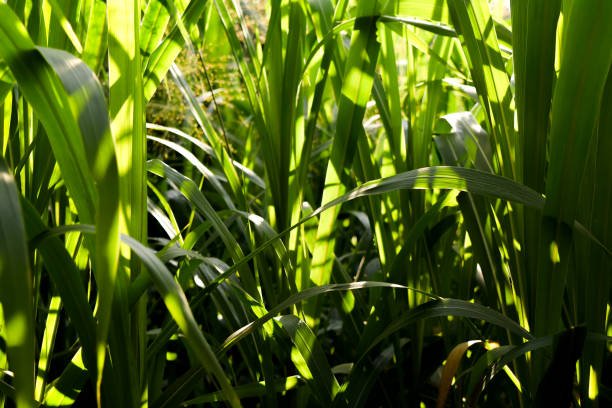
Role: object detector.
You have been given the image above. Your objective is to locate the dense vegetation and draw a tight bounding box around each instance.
[0,0,610,406]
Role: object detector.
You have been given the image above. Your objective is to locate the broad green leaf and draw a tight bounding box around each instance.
[534,0,612,351]
[0,6,118,406]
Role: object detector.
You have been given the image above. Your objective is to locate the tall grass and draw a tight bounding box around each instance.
[0,0,610,407]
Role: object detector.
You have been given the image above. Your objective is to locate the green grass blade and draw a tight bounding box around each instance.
[309,4,382,288]
[361,298,533,357]
[277,315,341,406]
[0,157,35,407]
[0,5,96,221]
[511,0,560,192]
[81,0,107,72]
[142,0,208,101]
[221,282,435,353]
[34,295,61,401]
[118,234,241,408]
[447,0,515,179]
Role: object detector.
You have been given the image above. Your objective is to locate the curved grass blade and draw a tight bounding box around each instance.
[146,123,265,189]
[220,282,436,353]
[436,340,482,408]
[0,5,96,221]
[147,159,258,297]
[142,0,208,100]
[120,234,241,408]
[277,315,341,406]
[361,298,533,358]
[0,157,35,407]
[32,223,242,407]
[174,165,546,326]
[181,375,302,406]
[313,166,544,217]
[447,0,515,179]
[0,7,120,395]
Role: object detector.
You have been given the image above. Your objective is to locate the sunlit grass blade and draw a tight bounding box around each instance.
[0,156,35,407]
[34,295,61,402]
[147,159,258,296]
[81,0,107,72]
[45,0,83,54]
[309,3,382,291]
[221,282,434,353]
[42,350,88,407]
[361,298,533,357]
[446,0,514,179]
[277,315,341,406]
[0,6,120,403]
[142,0,208,101]
[119,234,241,407]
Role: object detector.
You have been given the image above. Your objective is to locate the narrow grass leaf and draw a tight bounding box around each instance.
[220,282,435,353]
[118,234,241,408]
[447,0,515,179]
[182,375,302,405]
[277,315,340,406]
[0,156,35,407]
[362,298,533,357]
[310,3,382,288]
[142,0,208,101]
